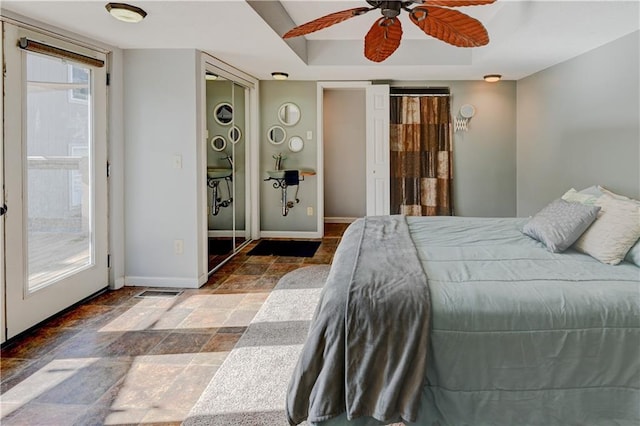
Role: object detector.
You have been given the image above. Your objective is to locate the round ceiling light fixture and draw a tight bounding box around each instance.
[205,72,218,81]
[483,74,502,83]
[271,72,289,80]
[105,3,147,23]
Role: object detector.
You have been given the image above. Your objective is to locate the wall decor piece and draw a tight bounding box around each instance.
[288,136,304,153]
[268,125,286,145]
[210,135,227,152]
[277,102,301,126]
[454,103,475,132]
[214,102,233,125]
[228,125,242,144]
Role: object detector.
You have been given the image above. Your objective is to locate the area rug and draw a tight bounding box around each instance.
[247,240,321,257]
[182,265,329,426]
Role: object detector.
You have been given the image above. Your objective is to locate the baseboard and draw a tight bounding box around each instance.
[259,231,322,239]
[109,277,125,290]
[198,272,208,287]
[324,217,359,224]
[125,276,201,288]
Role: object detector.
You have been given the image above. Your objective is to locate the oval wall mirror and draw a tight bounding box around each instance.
[210,135,227,152]
[228,126,242,144]
[288,136,304,153]
[268,125,286,145]
[277,102,301,127]
[214,102,233,125]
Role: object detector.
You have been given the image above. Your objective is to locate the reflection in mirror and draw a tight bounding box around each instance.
[288,136,304,153]
[268,125,286,145]
[278,102,301,126]
[210,136,226,152]
[229,126,242,144]
[214,102,233,125]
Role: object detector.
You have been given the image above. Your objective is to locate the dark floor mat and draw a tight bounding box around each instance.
[247,240,321,257]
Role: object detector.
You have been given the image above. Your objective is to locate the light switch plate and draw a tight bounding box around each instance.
[306,131,313,140]
[173,155,182,169]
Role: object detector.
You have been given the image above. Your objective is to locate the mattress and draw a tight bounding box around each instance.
[313,216,640,426]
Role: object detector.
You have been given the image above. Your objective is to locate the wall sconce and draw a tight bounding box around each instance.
[454,104,475,132]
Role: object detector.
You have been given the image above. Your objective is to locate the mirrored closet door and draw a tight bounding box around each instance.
[206,71,250,272]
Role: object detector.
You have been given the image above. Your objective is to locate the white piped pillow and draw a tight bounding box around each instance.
[573,194,640,265]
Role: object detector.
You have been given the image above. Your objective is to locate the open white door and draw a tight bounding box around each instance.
[3,24,108,338]
[365,84,390,216]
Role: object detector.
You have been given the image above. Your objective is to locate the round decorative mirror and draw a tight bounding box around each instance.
[277,102,301,127]
[210,135,227,152]
[214,102,233,125]
[228,126,242,144]
[288,136,304,153]
[268,125,286,145]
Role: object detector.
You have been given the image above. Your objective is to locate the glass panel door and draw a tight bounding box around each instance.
[3,25,108,338]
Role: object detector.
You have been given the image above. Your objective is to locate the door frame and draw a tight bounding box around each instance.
[1,20,5,343]
[199,53,259,280]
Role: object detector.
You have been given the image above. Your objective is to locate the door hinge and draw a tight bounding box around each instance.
[106,73,110,86]
[0,203,7,216]
[106,161,111,178]
[107,254,111,268]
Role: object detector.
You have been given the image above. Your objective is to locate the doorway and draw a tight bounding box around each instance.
[322,89,367,223]
[316,81,390,230]
[202,56,257,274]
[2,24,108,338]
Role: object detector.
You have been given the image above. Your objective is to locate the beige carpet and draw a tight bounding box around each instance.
[182,265,329,426]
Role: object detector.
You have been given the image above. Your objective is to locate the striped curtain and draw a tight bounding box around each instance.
[390,95,453,216]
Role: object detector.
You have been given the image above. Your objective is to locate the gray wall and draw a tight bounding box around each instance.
[260,81,318,232]
[391,80,518,217]
[123,49,201,285]
[517,31,640,216]
[323,89,367,219]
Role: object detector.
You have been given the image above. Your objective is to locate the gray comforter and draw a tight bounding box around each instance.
[286,216,430,425]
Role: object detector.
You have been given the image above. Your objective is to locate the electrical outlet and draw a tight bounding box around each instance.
[307,207,313,216]
[174,239,184,255]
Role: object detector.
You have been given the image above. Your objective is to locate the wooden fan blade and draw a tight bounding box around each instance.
[364,17,403,63]
[283,7,371,38]
[422,0,496,7]
[410,6,489,47]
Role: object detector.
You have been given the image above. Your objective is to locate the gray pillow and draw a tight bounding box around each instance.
[523,199,601,253]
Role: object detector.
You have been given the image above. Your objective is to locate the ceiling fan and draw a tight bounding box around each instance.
[283,0,496,63]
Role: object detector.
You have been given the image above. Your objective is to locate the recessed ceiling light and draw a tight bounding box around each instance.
[205,72,218,81]
[105,3,147,23]
[271,72,289,80]
[483,74,502,83]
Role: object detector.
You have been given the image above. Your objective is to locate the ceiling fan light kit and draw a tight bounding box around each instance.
[283,0,496,63]
[105,2,147,23]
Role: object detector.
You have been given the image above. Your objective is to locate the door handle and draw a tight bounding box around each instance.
[0,204,7,216]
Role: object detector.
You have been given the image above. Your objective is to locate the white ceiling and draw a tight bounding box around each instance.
[1,0,638,81]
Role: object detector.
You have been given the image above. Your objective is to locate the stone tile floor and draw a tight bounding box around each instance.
[0,223,349,426]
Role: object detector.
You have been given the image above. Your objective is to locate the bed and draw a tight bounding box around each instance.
[286,215,640,426]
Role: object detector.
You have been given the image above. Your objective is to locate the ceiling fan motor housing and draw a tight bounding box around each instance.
[367,1,404,18]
